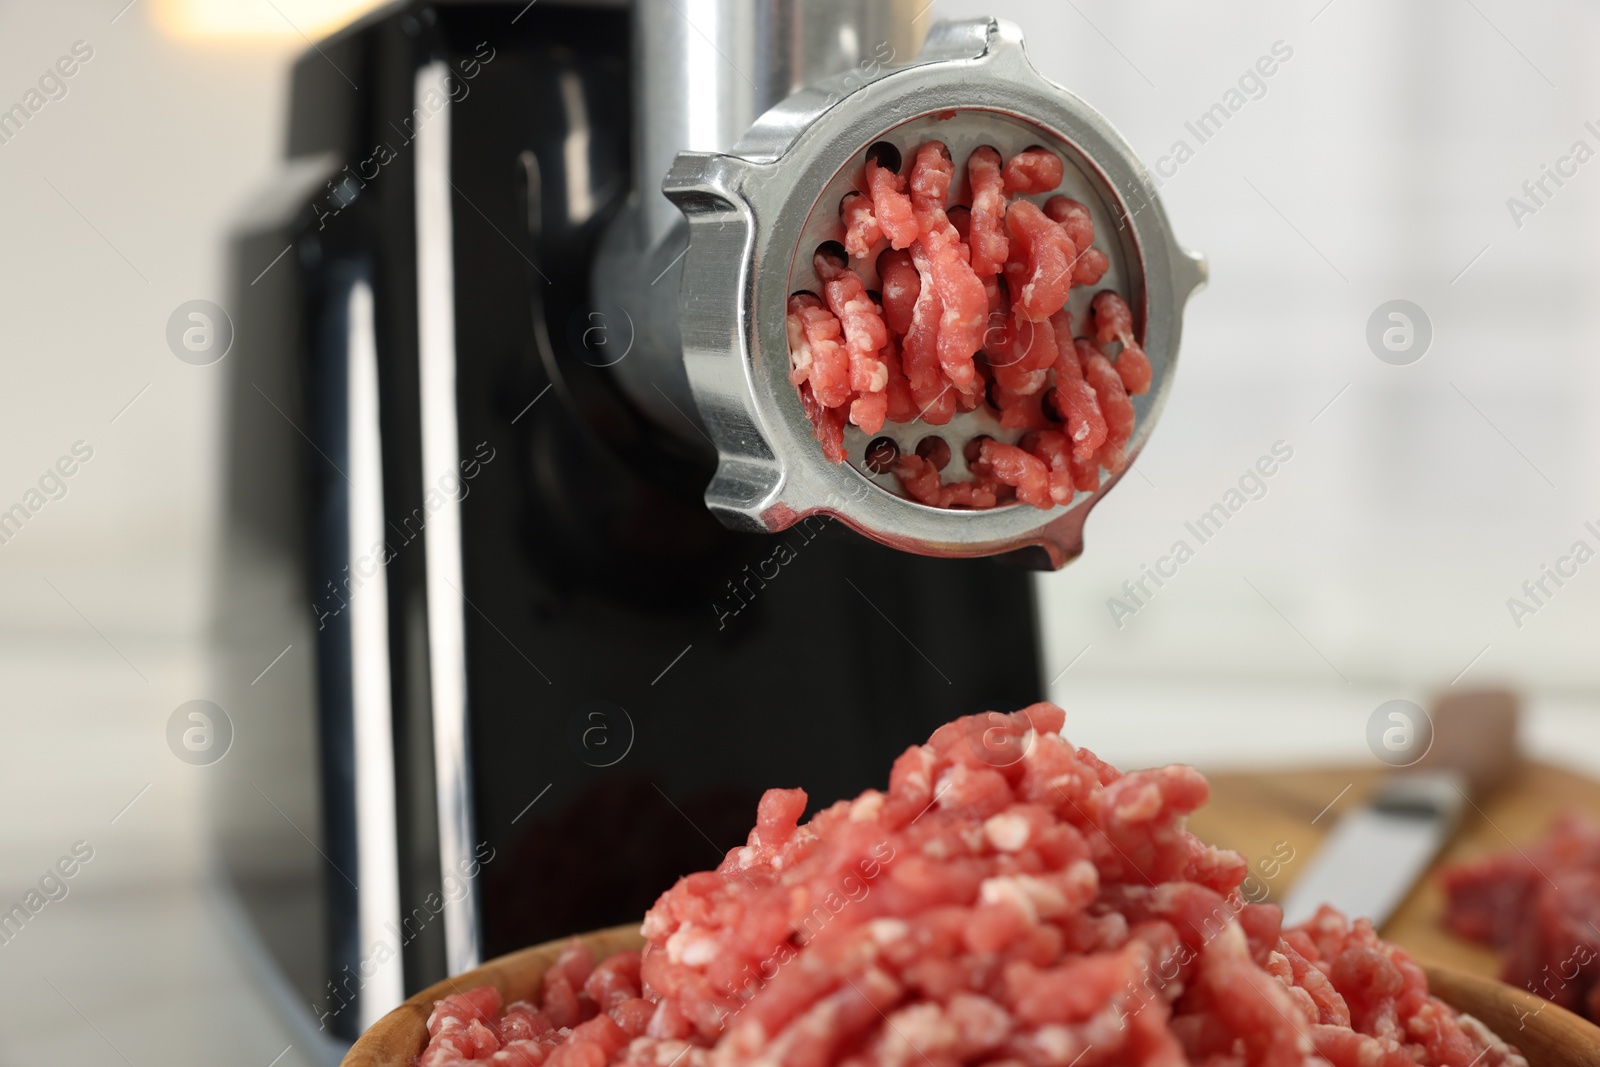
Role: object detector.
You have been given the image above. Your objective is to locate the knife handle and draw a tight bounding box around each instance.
[1410,688,1521,798]
[1372,771,1466,830]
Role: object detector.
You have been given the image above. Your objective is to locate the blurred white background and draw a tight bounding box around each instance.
[0,3,382,1063]
[0,0,1596,1063]
[987,0,1600,768]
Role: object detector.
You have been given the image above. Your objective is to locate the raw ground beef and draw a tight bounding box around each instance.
[1439,810,1600,1022]
[417,707,1525,1067]
[788,141,1147,510]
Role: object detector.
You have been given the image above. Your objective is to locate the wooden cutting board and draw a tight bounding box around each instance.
[1186,759,1600,978]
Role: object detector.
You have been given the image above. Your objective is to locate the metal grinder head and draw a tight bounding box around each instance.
[665,18,1206,569]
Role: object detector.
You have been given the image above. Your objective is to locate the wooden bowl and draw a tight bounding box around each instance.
[1422,964,1600,1067]
[342,924,646,1067]
[342,927,1600,1067]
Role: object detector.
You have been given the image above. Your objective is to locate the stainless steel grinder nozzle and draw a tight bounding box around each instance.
[598,10,1206,569]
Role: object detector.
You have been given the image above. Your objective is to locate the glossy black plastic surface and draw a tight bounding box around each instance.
[217,0,1044,1042]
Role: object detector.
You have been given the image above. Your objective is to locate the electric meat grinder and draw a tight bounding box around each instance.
[212,0,1203,1047]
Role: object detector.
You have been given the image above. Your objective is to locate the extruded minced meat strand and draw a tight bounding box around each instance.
[1043,195,1094,251]
[1004,199,1076,323]
[797,381,847,465]
[984,308,1052,399]
[981,273,1006,317]
[1094,438,1127,477]
[1090,289,1153,396]
[1003,146,1065,195]
[878,249,920,339]
[1044,196,1110,286]
[841,191,882,261]
[1018,430,1077,505]
[815,249,890,434]
[908,142,988,394]
[815,251,889,393]
[965,147,1010,280]
[1067,453,1102,493]
[786,294,850,408]
[954,365,988,412]
[867,156,919,250]
[973,438,1052,510]
[1017,302,1060,375]
[902,244,956,425]
[419,705,1527,1067]
[977,278,1008,388]
[785,299,814,388]
[1046,310,1108,462]
[893,453,997,509]
[850,388,889,436]
[1071,244,1109,287]
[988,380,1052,433]
[1076,338,1135,473]
[879,337,918,425]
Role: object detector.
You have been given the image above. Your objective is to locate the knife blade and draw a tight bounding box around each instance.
[1280,772,1464,927]
[1278,689,1520,930]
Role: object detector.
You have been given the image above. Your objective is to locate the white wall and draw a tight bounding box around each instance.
[0,1,297,641]
[0,7,316,1061]
[1,0,1596,825]
[936,0,1600,764]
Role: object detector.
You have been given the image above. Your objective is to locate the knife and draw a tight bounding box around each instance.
[1279,688,1520,929]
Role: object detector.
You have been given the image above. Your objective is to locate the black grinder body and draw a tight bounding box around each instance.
[214,1,1043,1042]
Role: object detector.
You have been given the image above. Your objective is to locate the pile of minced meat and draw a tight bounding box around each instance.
[1441,809,1600,1023]
[419,706,1525,1067]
